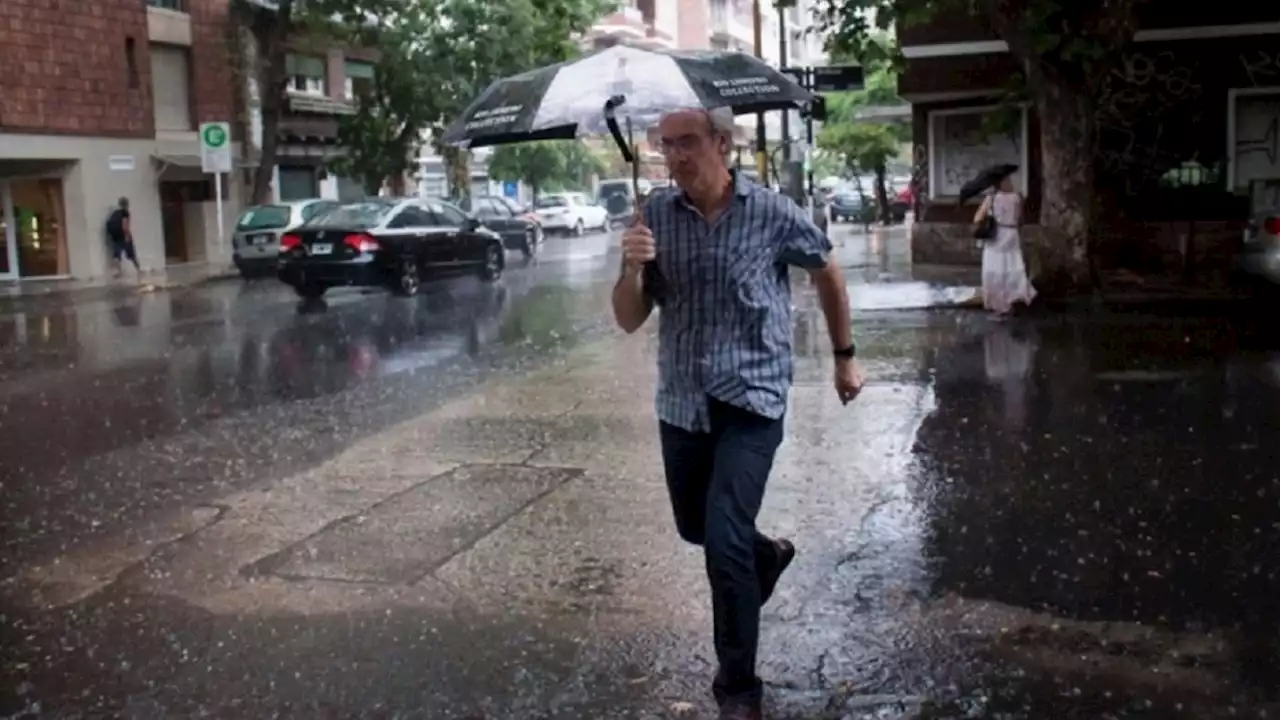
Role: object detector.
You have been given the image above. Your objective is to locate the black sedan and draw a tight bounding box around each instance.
[452,195,542,259]
[277,198,505,300]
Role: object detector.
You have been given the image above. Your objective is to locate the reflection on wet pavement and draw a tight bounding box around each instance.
[4,228,1278,718]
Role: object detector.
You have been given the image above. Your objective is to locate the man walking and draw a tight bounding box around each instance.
[611,108,862,720]
[105,197,141,278]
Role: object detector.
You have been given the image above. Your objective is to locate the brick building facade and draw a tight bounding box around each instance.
[899,9,1280,279]
[0,0,244,280]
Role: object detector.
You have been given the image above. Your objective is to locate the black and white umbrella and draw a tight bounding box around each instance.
[439,45,813,154]
[440,45,813,304]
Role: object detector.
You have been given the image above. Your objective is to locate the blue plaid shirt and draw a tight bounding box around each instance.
[643,172,832,432]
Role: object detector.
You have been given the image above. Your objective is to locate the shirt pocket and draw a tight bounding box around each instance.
[724,241,776,313]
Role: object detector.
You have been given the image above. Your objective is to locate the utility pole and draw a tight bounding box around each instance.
[778,4,789,169]
[751,0,767,185]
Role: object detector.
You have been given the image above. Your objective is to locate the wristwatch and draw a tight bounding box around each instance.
[833,343,856,359]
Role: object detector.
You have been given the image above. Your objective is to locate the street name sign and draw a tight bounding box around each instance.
[810,66,865,93]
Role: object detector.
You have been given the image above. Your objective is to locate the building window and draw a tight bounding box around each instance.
[286,55,327,96]
[147,0,186,10]
[710,0,728,27]
[125,37,139,89]
[711,38,729,51]
[343,60,375,101]
[151,43,193,131]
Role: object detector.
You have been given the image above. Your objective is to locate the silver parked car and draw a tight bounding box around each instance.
[232,199,340,278]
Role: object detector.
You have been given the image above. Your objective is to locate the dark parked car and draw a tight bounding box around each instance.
[277,198,505,300]
[452,195,543,259]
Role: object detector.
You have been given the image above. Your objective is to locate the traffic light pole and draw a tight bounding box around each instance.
[778,5,790,170]
[805,67,815,202]
[752,0,768,185]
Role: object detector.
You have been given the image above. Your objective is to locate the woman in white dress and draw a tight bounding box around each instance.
[974,175,1036,316]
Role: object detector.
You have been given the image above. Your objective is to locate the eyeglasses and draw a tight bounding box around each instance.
[658,133,708,156]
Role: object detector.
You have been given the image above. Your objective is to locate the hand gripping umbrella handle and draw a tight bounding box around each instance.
[603,95,667,304]
[603,95,635,164]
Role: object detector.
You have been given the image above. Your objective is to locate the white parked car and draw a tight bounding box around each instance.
[533,192,609,236]
[232,199,341,278]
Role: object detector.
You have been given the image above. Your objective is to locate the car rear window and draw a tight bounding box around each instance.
[236,205,292,231]
[536,197,567,208]
[306,202,395,229]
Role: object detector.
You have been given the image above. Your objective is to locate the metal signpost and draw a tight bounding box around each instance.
[780,65,864,213]
[199,122,232,247]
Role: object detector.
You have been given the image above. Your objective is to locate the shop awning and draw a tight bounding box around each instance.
[152,154,259,172]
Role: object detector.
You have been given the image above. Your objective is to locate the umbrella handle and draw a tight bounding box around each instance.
[603,95,635,164]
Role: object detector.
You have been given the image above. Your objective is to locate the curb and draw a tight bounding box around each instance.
[0,270,242,313]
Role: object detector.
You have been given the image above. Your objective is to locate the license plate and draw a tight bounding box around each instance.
[310,243,332,255]
[252,234,270,245]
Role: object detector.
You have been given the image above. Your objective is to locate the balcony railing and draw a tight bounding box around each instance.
[147,0,186,11]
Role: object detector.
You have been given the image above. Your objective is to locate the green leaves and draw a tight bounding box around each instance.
[329,0,610,194]
[487,141,605,196]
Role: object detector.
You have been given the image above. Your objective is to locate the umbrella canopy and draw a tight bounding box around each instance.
[958,163,1019,204]
[439,45,813,150]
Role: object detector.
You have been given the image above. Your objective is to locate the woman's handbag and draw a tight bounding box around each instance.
[973,213,996,241]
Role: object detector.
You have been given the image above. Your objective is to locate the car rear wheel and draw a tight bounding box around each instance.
[393,257,421,297]
[480,243,504,282]
[294,282,326,300]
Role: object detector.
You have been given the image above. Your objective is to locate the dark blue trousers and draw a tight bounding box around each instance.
[659,397,786,704]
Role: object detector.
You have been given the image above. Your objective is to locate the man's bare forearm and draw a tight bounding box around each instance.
[812,262,853,350]
[612,266,654,334]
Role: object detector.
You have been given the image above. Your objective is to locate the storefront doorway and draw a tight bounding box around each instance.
[0,177,69,280]
[0,181,17,280]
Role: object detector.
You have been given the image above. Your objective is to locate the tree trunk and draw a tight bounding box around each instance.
[442,146,470,198]
[248,0,292,205]
[873,163,890,225]
[1033,77,1097,295]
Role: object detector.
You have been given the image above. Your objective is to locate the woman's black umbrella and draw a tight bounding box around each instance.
[958,163,1019,204]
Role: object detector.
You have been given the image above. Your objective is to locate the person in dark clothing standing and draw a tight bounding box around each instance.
[105,197,141,278]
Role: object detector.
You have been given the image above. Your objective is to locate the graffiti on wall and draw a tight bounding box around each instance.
[1095,50,1204,192]
[910,144,928,211]
[1240,51,1280,88]
[932,111,1022,197]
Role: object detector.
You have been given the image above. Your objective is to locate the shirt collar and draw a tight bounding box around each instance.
[675,169,753,211]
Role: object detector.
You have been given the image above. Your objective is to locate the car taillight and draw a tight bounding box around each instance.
[344,233,379,252]
[280,233,302,250]
[522,213,538,223]
[1264,217,1280,236]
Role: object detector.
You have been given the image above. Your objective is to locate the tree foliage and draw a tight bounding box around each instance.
[424,0,611,197]
[487,141,605,198]
[816,38,907,222]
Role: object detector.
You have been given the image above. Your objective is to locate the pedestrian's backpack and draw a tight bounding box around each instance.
[105,208,126,237]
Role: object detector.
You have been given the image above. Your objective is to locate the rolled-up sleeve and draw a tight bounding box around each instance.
[776,200,832,269]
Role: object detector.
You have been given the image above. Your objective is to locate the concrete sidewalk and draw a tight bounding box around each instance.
[0,261,239,313]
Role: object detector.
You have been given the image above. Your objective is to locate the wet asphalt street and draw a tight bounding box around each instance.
[3,226,1280,718]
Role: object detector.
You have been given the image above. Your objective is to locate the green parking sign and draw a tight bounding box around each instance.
[199,121,232,173]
